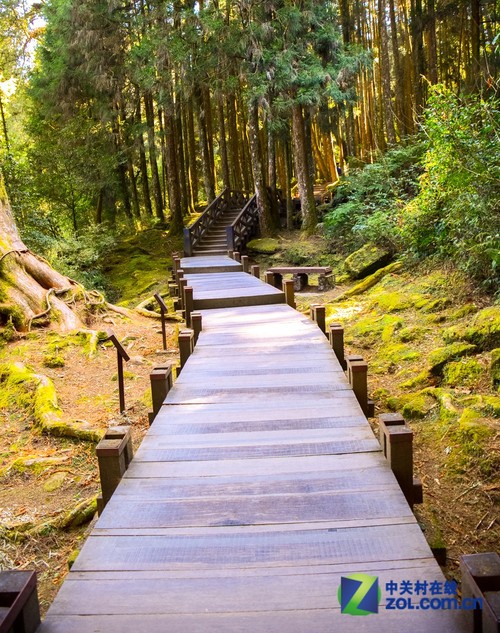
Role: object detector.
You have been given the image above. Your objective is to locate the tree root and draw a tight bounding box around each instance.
[332,261,403,302]
[0,362,103,442]
[135,294,181,321]
[1,496,98,541]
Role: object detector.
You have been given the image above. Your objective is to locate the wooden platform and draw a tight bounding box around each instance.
[38,263,467,632]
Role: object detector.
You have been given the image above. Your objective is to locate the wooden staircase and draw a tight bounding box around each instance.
[183,189,259,257]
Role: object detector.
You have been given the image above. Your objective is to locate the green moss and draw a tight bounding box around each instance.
[490,349,500,389]
[344,243,392,279]
[111,370,138,381]
[415,297,452,313]
[349,314,404,348]
[0,304,24,329]
[422,387,460,422]
[333,262,403,302]
[370,291,413,312]
[449,304,478,320]
[400,370,432,389]
[444,306,500,351]
[387,391,436,419]
[398,326,428,343]
[246,238,280,254]
[443,358,484,388]
[68,549,80,570]
[43,354,65,368]
[428,342,477,376]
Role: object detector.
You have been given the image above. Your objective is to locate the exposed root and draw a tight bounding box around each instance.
[332,262,403,302]
[0,362,103,442]
[135,294,181,321]
[1,496,98,541]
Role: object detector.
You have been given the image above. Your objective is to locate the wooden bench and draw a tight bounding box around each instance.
[265,267,334,291]
[0,570,40,633]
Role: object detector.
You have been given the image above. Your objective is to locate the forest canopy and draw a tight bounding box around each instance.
[0,0,499,297]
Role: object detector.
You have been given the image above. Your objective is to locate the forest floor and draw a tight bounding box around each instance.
[0,229,498,613]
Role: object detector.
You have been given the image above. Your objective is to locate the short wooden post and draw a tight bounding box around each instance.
[345,354,363,386]
[102,425,134,467]
[283,279,295,308]
[96,426,133,512]
[329,323,347,369]
[191,312,202,345]
[184,286,194,327]
[241,254,249,273]
[234,251,241,262]
[178,277,188,310]
[265,271,275,286]
[310,304,326,336]
[227,250,234,259]
[149,364,174,425]
[173,256,181,281]
[378,413,422,509]
[0,571,41,633]
[461,553,500,633]
[178,329,194,373]
[251,265,260,278]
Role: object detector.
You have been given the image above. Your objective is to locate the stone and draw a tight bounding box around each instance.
[490,348,500,389]
[444,305,500,351]
[344,243,392,279]
[43,471,68,492]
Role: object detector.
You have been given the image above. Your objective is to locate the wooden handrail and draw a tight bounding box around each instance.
[227,194,259,252]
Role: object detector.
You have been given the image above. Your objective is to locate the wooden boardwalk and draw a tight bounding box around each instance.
[39,256,466,632]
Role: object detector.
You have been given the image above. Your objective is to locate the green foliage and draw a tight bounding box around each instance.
[401,87,500,290]
[324,140,424,252]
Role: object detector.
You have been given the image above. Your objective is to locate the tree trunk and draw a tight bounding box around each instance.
[162,93,184,234]
[227,93,243,190]
[195,88,216,203]
[291,103,317,233]
[247,101,275,235]
[186,105,199,207]
[144,92,165,222]
[0,186,83,331]
[136,95,153,217]
[217,91,231,191]
[378,0,397,145]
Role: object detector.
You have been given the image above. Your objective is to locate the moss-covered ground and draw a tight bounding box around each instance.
[252,231,500,583]
[0,229,180,612]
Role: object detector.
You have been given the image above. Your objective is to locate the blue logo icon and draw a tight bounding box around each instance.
[338,573,381,615]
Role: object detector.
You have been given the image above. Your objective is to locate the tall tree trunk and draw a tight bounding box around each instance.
[378,0,397,145]
[226,93,243,190]
[195,88,216,203]
[426,0,438,84]
[186,105,199,207]
[469,0,481,91]
[283,138,294,230]
[136,96,153,217]
[162,94,184,234]
[247,102,275,235]
[144,92,165,222]
[217,92,231,191]
[291,103,317,233]
[410,0,426,113]
[389,0,407,137]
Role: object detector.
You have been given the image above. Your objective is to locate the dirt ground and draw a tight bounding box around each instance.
[0,310,178,612]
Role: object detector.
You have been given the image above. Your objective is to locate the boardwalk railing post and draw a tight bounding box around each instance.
[345,354,375,416]
[227,250,234,259]
[378,413,422,509]
[0,570,41,633]
[173,256,181,282]
[283,279,295,308]
[310,304,326,336]
[461,553,500,633]
[329,323,347,369]
[241,255,249,273]
[178,329,194,373]
[251,265,260,278]
[154,293,168,350]
[149,363,174,425]
[96,425,133,513]
[179,277,188,311]
[191,312,202,345]
[264,271,275,286]
[234,251,241,262]
[184,286,194,327]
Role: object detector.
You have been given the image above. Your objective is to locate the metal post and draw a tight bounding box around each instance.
[106,331,130,415]
[154,293,168,350]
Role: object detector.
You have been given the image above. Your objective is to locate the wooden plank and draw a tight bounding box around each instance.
[39,609,466,633]
[125,452,388,479]
[96,488,412,530]
[70,523,435,572]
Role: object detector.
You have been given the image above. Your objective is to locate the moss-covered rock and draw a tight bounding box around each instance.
[246,238,280,254]
[443,358,484,388]
[400,370,432,389]
[415,297,452,313]
[348,314,404,348]
[344,243,392,279]
[449,304,478,320]
[43,354,65,368]
[428,342,477,376]
[444,306,500,351]
[387,391,436,419]
[370,291,413,312]
[332,262,402,302]
[490,349,500,389]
